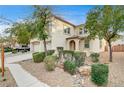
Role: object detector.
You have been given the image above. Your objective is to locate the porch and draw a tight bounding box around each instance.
[66,36,100,56]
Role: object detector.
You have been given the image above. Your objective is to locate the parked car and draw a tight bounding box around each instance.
[14,45,30,53]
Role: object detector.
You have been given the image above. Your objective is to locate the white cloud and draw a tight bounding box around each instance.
[0,24,10,35]
[16,18,25,23]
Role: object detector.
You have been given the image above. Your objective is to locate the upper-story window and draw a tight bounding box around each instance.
[64,26,70,34]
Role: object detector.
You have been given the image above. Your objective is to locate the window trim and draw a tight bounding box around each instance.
[63,25,71,35]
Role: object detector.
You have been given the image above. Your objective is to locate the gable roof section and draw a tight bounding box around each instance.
[53,15,76,27]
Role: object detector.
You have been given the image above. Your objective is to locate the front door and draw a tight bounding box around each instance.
[70,40,75,51]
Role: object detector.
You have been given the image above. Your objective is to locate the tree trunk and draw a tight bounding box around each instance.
[1,45,5,77]
[108,41,112,62]
[43,38,47,56]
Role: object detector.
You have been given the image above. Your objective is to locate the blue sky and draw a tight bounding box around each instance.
[0,5,95,35]
[0,5,94,25]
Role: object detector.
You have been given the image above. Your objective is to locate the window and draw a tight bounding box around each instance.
[84,39,89,48]
[64,26,70,34]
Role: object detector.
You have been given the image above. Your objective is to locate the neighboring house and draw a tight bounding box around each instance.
[30,15,106,56]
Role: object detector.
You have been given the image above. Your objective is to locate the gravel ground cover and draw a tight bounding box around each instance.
[0,68,17,87]
[19,52,124,87]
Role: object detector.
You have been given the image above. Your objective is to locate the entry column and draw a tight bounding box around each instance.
[75,39,80,51]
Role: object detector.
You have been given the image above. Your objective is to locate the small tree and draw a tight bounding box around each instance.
[85,6,124,62]
[6,22,31,46]
[17,30,30,45]
[32,5,52,56]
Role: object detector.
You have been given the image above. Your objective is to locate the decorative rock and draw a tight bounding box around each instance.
[81,79,84,85]
[72,75,77,78]
[56,63,64,69]
[78,66,91,76]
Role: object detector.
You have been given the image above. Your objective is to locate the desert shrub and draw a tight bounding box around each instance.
[4,47,12,52]
[73,52,86,67]
[33,52,45,63]
[47,50,55,55]
[44,55,57,71]
[91,63,109,86]
[90,53,100,62]
[64,61,77,75]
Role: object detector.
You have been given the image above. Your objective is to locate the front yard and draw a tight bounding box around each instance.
[19,60,78,87]
[84,52,124,87]
[19,52,124,87]
[102,52,124,87]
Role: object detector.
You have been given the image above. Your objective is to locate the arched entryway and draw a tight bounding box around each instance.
[69,40,75,50]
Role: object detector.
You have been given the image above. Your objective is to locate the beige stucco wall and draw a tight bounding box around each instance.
[30,17,75,52]
[100,39,106,52]
[30,17,104,53]
[90,38,100,53]
[79,38,100,56]
[51,18,75,50]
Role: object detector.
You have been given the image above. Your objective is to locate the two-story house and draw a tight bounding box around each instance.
[30,15,106,56]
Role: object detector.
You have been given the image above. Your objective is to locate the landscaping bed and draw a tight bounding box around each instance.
[19,60,81,87]
[0,68,17,87]
[84,52,124,87]
[19,52,124,87]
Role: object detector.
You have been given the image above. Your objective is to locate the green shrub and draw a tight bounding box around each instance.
[32,50,55,63]
[63,51,86,67]
[33,52,45,63]
[73,52,86,67]
[64,61,77,75]
[4,47,12,52]
[63,50,74,55]
[47,50,55,55]
[91,63,109,86]
[90,53,100,62]
[44,55,57,71]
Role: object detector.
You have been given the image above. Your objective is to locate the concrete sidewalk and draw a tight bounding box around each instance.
[7,64,49,87]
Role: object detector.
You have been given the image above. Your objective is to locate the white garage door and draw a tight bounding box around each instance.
[33,42,40,52]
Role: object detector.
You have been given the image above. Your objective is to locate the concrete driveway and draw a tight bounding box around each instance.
[5,52,33,64]
[0,52,32,66]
